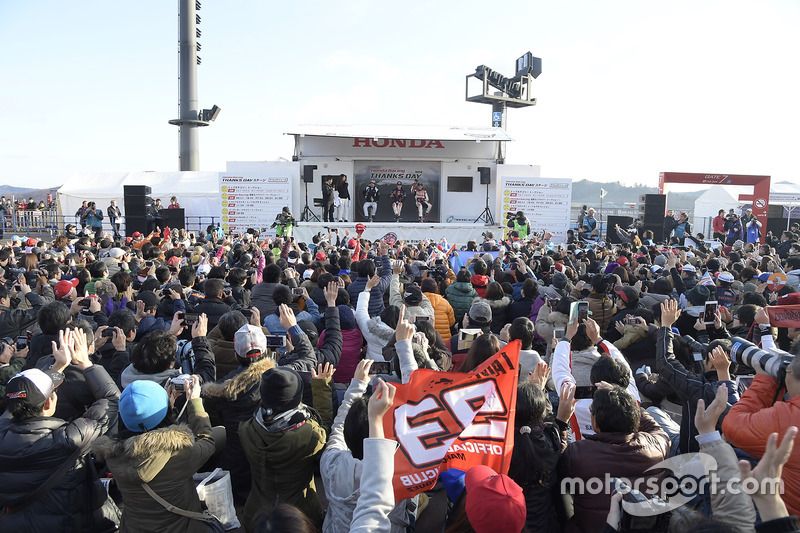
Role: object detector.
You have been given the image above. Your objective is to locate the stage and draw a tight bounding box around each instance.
[290,221,504,246]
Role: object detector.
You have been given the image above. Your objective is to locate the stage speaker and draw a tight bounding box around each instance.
[303,165,317,183]
[607,215,635,244]
[478,167,491,185]
[638,193,666,224]
[124,185,152,196]
[125,215,148,237]
[642,223,665,244]
[161,208,185,230]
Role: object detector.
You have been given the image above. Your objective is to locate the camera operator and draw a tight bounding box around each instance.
[722,312,800,517]
[506,210,530,239]
[271,206,295,239]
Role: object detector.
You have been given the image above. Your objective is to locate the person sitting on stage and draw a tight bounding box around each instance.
[414,181,431,223]
[389,181,406,223]
[362,180,379,222]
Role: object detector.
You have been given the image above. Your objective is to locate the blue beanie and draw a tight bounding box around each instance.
[337,305,356,330]
[120,380,169,433]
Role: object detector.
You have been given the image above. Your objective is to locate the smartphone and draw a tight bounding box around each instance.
[703,301,718,325]
[102,329,116,338]
[292,287,304,297]
[414,315,433,326]
[369,361,393,375]
[184,313,199,326]
[16,336,27,350]
[553,327,565,340]
[574,385,597,399]
[240,308,253,318]
[145,261,153,269]
[78,298,90,307]
[265,335,286,348]
[577,301,589,322]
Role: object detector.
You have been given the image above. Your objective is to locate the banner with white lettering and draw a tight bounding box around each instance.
[384,341,520,500]
[353,161,441,223]
[219,174,292,234]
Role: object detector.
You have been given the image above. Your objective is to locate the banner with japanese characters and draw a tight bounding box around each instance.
[219,174,291,235]
[500,175,572,241]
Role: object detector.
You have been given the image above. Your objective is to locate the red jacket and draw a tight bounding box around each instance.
[722,374,800,516]
[713,215,726,234]
[470,274,489,298]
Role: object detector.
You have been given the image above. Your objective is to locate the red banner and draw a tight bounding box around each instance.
[766,305,800,328]
[384,341,520,500]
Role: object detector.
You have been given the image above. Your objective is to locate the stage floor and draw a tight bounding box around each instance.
[291,221,503,245]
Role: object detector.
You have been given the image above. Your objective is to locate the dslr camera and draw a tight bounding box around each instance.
[730,337,793,383]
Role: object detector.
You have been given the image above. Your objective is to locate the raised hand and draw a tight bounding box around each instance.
[354,359,374,383]
[311,362,336,381]
[528,361,550,390]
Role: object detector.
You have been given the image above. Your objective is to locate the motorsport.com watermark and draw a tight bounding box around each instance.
[560,452,783,516]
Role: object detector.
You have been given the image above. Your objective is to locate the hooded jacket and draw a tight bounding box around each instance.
[93,398,216,533]
[473,295,511,334]
[444,281,479,323]
[0,365,121,532]
[389,274,434,320]
[470,273,489,297]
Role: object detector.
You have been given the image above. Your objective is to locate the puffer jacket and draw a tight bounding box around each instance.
[424,292,456,340]
[445,281,478,323]
[239,381,332,530]
[473,295,511,334]
[93,399,216,533]
[0,365,121,532]
[203,357,275,505]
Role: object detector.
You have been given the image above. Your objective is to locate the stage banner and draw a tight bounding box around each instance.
[500,176,572,242]
[353,161,440,223]
[385,341,520,501]
[219,174,292,235]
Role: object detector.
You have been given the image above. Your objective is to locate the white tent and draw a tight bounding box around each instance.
[692,185,746,235]
[57,171,221,226]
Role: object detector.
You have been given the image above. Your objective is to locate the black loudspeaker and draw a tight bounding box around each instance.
[638,193,666,224]
[124,185,152,196]
[125,215,148,236]
[478,167,491,185]
[303,165,317,183]
[161,208,185,230]
[607,215,635,244]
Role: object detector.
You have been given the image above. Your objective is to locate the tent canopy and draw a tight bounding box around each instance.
[57,171,220,223]
[692,185,745,233]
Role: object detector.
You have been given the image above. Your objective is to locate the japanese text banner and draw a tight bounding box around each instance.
[384,341,520,500]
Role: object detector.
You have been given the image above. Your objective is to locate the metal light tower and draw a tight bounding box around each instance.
[169,0,220,170]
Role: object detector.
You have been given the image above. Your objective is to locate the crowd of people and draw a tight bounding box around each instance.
[0,207,799,533]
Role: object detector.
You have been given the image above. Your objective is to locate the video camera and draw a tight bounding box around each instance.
[730,337,793,383]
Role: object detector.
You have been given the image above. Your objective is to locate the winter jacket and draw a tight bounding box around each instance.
[655,327,738,454]
[722,373,800,517]
[93,398,216,533]
[355,291,395,361]
[389,274,434,320]
[320,327,363,384]
[239,380,332,530]
[202,357,275,504]
[473,295,511,334]
[250,282,280,318]
[347,255,392,317]
[92,342,131,389]
[640,292,670,314]
[0,365,121,532]
[470,273,489,297]
[571,290,616,333]
[0,291,44,340]
[508,295,536,322]
[424,292,456,340]
[207,323,271,378]
[120,336,217,388]
[264,297,321,334]
[134,299,186,342]
[191,296,232,330]
[274,324,328,375]
[558,408,671,533]
[23,331,58,370]
[444,281,478,323]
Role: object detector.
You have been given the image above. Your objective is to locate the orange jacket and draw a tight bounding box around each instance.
[423,292,455,341]
[722,374,800,516]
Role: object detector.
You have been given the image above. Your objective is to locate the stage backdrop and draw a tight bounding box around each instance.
[219,173,292,235]
[353,161,441,223]
[499,173,572,242]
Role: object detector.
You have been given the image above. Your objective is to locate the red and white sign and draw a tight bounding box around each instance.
[767,272,787,291]
[385,342,520,500]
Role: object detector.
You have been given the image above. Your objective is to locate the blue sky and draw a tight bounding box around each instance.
[1,0,798,190]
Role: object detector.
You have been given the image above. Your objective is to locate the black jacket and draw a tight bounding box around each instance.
[23,331,58,370]
[0,291,44,340]
[0,365,121,532]
[192,296,233,330]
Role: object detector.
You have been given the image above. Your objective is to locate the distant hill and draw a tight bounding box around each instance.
[569,179,703,213]
[0,184,61,202]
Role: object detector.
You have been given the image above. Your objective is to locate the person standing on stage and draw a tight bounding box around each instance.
[362,179,379,222]
[335,174,350,222]
[75,201,89,230]
[414,181,431,223]
[168,196,180,209]
[322,176,335,223]
[271,206,295,238]
[107,200,122,239]
[389,181,406,223]
[712,209,726,242]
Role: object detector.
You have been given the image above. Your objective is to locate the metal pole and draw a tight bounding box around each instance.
[492,99,507,163]
[178,0,199,170]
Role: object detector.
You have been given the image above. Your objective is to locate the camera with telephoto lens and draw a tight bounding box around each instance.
[682,335,707,356]
[730,337,793,381]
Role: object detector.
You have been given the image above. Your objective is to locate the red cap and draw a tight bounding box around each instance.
[168,256,183,268]
[617,257,629,266]
[54,278,79,300]
[464,466,525,533]
[315,251,327,261]
[132,232,142,238]
[348,239,358,248]
[26,238,36,247]
[355,223,366,234]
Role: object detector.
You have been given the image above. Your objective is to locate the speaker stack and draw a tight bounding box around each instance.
[123,185,152,236]
[638,194,666,243]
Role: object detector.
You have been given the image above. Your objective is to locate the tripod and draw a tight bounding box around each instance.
[301,181,320,222]
[474,182,495,225]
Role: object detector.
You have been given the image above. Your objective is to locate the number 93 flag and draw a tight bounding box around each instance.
[384,340,520,500]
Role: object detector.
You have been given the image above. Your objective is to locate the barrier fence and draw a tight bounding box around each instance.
[1,209,219,239]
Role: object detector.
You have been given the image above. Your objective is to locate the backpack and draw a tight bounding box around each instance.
[176,339,195,374]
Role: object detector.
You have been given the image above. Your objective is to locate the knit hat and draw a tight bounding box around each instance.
[742,282,758,294]
[119,380,169,433]
[604,262,620,274]
[5,368,64,407]
[654,255,667,267]
[685,284,711,306]
[54,278,79,300]
[136,290,159,311]
[551,272,568,291]
[337,304,356,330]
[260,367,303,415]
[468,300,492,325]
[234,324,267,358]
[403,285,423,306]
[464,465,526,533]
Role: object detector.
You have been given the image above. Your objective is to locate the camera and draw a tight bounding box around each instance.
[730,336,793,379]
[171,374,192,392]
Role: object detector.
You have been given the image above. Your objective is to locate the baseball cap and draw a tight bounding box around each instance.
[613,285,639,305]
[718,272,735,283]
[651,265,663,274]
[402,285,423,306]
[108,248,125,259]
[681,264,696,273]
[26,238,37,247]
[464,465,526,533]
[468,300,492,325]
[234,324,267,358]
[54,278,80,300]
[119,380,169,433]
[11,235,21,242]
[617,257,629,267]
[302,269,313,280]
[197,263,211,276]
[136,290,159,311]
[6,368,64,407]
[315,251,327,261]
[347,239,358,249]
[168,256,183,268]
[132,231,142,238]
[355,223,366,234]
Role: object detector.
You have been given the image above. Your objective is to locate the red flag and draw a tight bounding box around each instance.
[384,341,520,501]
[766,305,800,328]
